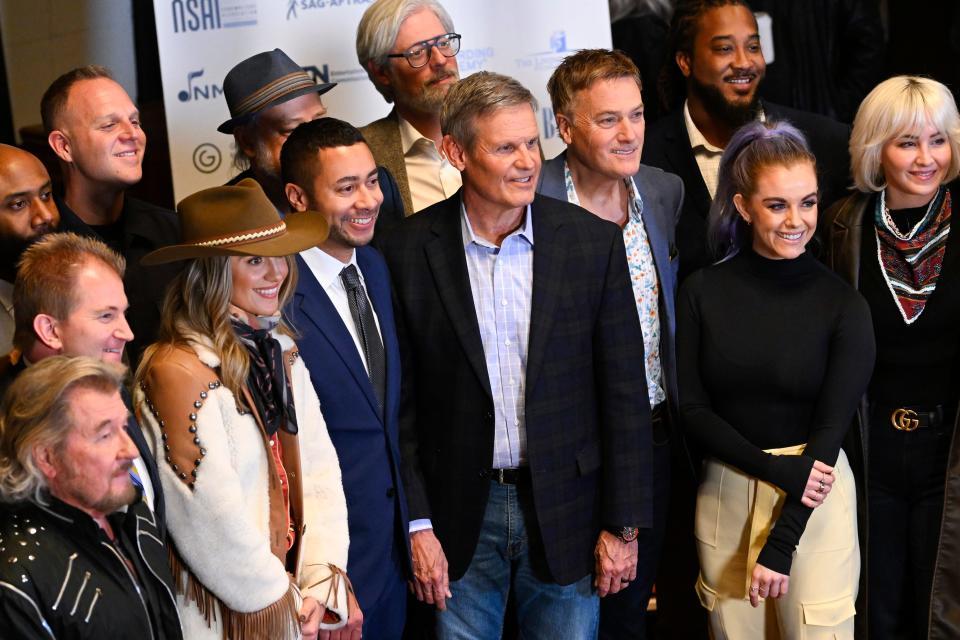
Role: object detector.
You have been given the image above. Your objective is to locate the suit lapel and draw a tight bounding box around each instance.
[423,202,492,399]
[663,110,711,218]
[525,197,564,397]
[293,256,382,418]
[635,170,676,309]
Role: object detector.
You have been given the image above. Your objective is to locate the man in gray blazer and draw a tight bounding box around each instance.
[356,0,462,216]
[537,48,684,640]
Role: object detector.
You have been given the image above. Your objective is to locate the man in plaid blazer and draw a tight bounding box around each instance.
[378,70,653,638]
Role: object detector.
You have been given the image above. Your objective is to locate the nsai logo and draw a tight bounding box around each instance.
[171,0,258,33]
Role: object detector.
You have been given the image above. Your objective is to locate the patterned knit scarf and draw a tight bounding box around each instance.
[231,319,298,435]
[874,187,951,324]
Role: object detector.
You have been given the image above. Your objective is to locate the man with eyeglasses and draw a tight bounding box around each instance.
[357,0,462,216]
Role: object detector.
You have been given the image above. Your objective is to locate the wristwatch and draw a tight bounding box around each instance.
[606,526,640,543]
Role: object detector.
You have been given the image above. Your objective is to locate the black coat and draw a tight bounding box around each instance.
[0,497,182,639]
[378,191,653,585]
[642,101,851,282]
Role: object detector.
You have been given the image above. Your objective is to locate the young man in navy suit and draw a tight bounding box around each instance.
[281,117,410,639]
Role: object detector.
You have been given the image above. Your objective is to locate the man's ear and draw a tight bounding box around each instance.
[556,112,574,146]
[441,134,467,172]
[33,314,64,352]
[285,183,309,213]
[48,130,72,164]
[368,60,392,91]
[33,443,58,482]
[676,51,692,79]
[232,129,257,161]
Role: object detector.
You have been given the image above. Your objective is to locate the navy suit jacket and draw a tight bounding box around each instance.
[536,153,683,422]
[289,246,411,610]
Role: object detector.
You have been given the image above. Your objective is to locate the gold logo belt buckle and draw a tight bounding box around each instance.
[891,408,920,432]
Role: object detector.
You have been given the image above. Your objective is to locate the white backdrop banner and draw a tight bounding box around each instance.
[154,0,612,202]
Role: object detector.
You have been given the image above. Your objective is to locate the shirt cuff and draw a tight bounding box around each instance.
[409,519,433,534]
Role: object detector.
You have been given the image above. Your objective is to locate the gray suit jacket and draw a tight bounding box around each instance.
[537,152,684,421]
[361,108,413,216]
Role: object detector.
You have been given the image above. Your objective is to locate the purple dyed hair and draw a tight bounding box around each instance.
[707,119,817,261]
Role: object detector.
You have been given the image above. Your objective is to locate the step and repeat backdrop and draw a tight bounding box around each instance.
[154,0,612,202]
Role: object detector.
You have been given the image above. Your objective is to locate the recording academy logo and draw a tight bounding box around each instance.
[178,69,223,102]
[171,0,258,33]
[515,30,570,71]
[286,0,373,21]
[458,46,494,73]
[193,143,222,174]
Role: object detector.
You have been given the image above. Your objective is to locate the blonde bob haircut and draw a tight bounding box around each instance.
[0,356,125,504]
[850,75,960,193]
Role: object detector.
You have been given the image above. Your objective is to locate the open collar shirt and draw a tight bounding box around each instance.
[460,200,534,469]
[563,162,666,408]
[398,114,462,213]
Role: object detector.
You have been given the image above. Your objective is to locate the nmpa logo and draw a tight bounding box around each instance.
[515,30,571,71]
[171,0,258,33]
[177,69,223,103]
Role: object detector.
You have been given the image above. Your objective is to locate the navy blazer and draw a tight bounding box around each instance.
[537,153,684,420]
[289,246,411,611]
[379,191,652,585]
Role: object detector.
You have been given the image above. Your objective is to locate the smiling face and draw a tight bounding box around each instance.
[679,4,765,124]
[880,122,953,209]
[52,258,132,362]
[229,255,290,319]
[299,143,382,263]
[378,7,459,116]
[445,104,541,219]
[734,161,818,260]
[560,77,645,181]
[43,386,138,520]
[56,78,145,188]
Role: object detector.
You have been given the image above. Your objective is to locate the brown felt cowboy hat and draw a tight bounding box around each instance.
[141,178,328,265]
[218,48,336,134]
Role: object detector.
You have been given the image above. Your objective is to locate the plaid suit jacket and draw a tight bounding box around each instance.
[379,191,653,584]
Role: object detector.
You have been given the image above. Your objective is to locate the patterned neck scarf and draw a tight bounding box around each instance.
[231,318,298,435]
[874,186,951,324]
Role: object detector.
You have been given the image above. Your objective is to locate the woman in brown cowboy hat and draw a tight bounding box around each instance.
[134,179,360,639]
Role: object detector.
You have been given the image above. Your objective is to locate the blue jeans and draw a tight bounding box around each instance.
[436,480,599,640]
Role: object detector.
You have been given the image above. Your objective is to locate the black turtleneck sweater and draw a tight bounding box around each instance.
[678,247,875,574]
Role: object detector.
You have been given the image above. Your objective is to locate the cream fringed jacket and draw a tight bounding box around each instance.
[134,331,349,639]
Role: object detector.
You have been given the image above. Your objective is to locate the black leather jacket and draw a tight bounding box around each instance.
[824,189,960,640]
[0,496,182,639]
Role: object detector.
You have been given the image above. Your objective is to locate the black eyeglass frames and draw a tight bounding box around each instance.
[386,33,462,68]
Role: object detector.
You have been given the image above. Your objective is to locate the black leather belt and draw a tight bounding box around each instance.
[877,403,956,432]
[485,467,528,485]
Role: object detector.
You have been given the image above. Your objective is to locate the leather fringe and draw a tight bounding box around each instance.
[168,545,299,639]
